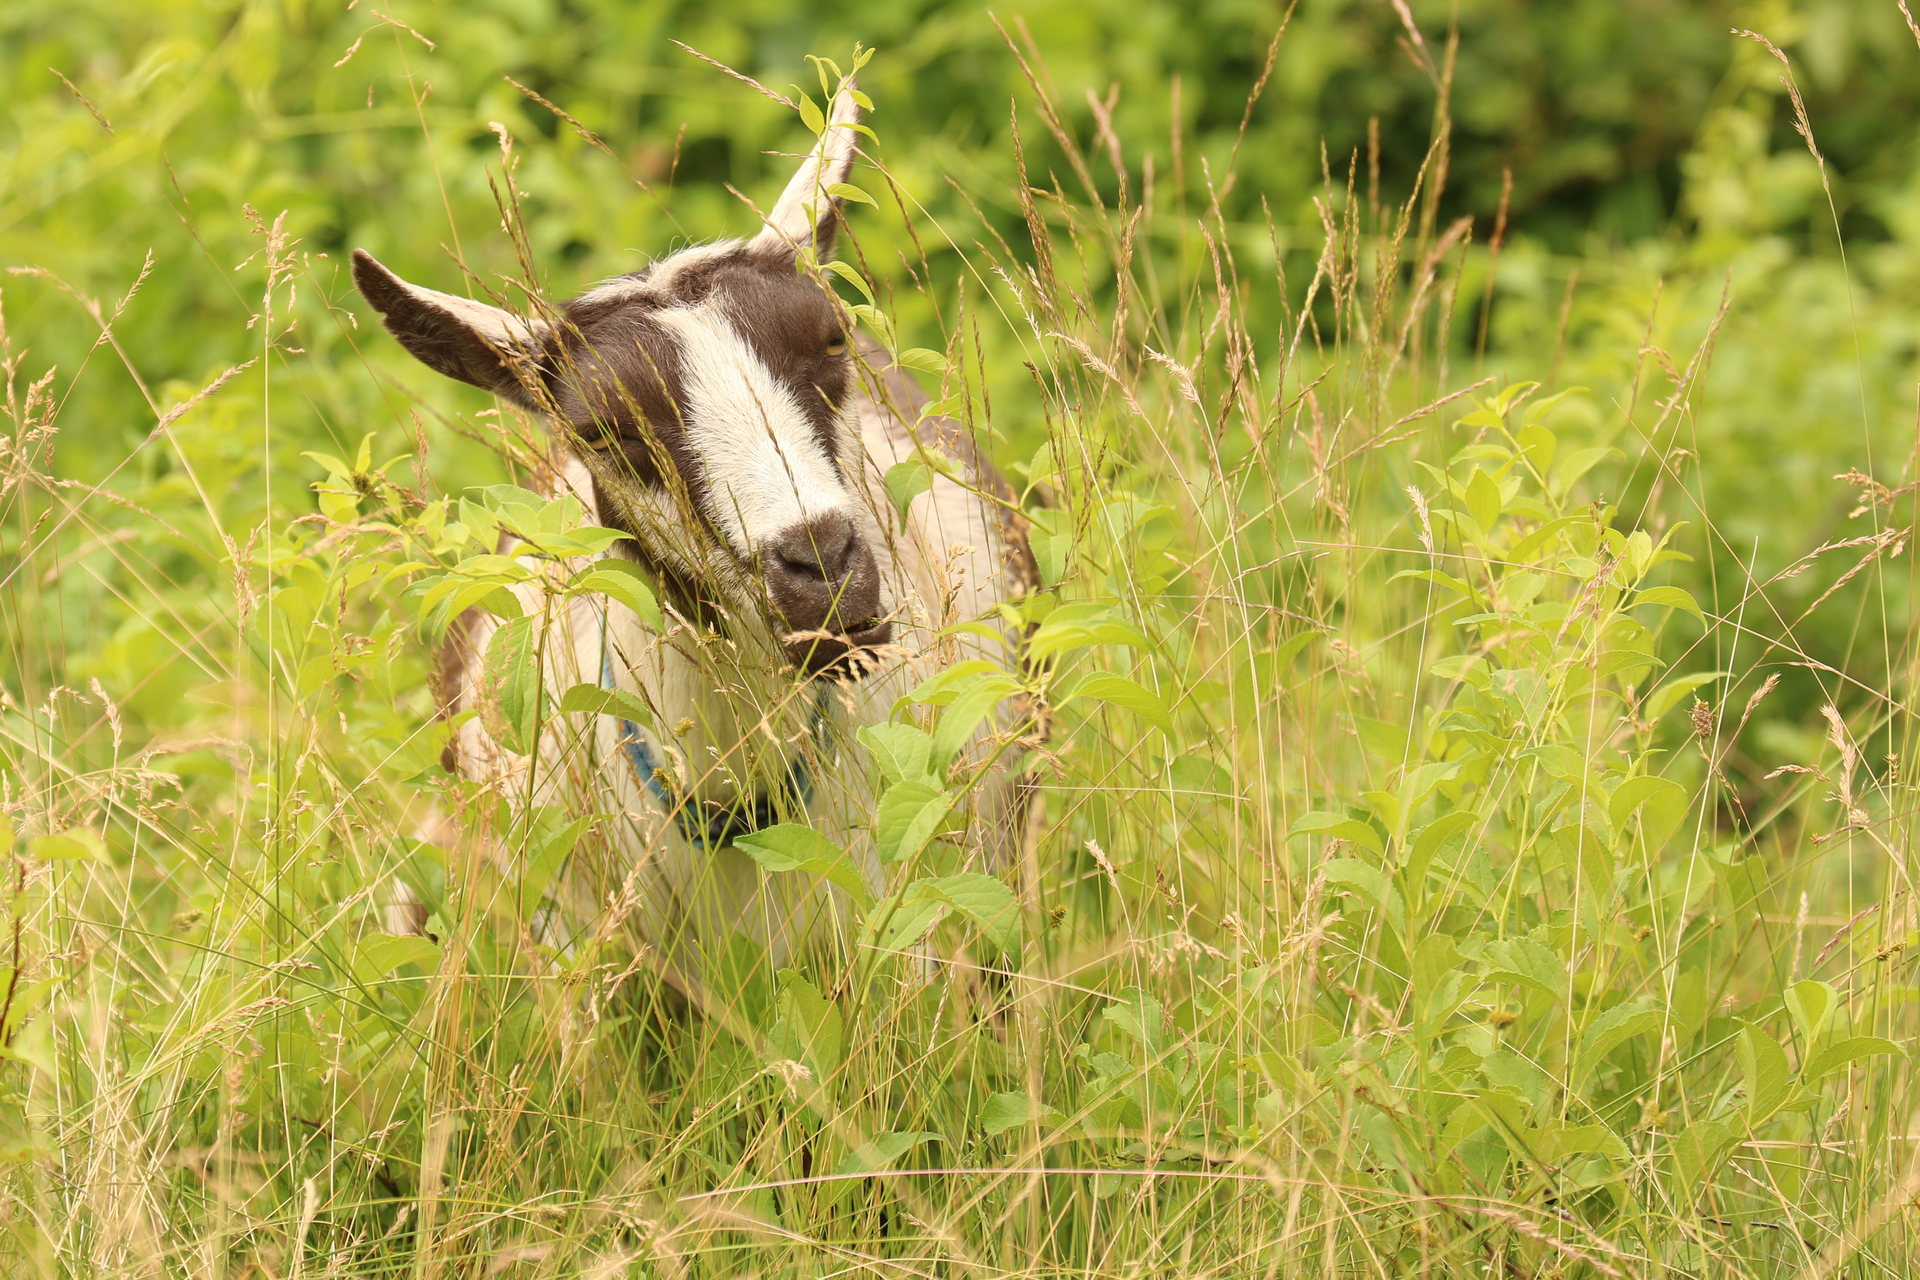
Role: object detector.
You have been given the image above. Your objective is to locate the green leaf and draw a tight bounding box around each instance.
[915,873,1020,953]
[1062,673,1173,736]
[874,780,952,864]
[884,460,932,529]
[904,659,999,708]
[982,1092,1057,1136]
[1635,585,1706,624]
[1482,937,1568,1004]
[1785,979,1836,1045]
[865,890,948,953]
[1609,776,1690,852]
[857,722,936,786]
[1026,604,1153,662]
[820,259,875,305]
[795,93,825,135]
[825,180,875,206]
[26,828,106,861]
[1552,445,1619,495]
[833,1130,939,1177]
[1103,987,1166,1053]
[1322,859,1392,913]
[1801,1035,1904,1083]
[765,969,841,1084]
[894,346,947,373]
[353,934,440,983]
[1738,1025,1792,1121]
[1576,1002,1663,1081]
[1286,812,1385,857]
[1033,529,1074,585]
[933,672,1024,769]
[568,559,664,631]
[0,817,11,858]
[486,615,545,754]
[1668,1117,1738,1199]
[1465,467,1502,530]
[733,824,873,912]
[1643,671,1731,723]
[557,683,656,733]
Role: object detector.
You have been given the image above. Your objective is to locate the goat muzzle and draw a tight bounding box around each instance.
[763,512,893,676]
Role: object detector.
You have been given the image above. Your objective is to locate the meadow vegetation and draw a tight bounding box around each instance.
[4,1,1920,1275]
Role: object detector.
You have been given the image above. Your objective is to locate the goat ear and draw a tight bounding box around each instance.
[352,250,552,410]
[750,84,863,260]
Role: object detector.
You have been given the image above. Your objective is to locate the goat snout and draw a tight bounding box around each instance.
[763,512,891,674]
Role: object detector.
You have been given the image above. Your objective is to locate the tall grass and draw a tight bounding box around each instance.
[2,19,1918,1280]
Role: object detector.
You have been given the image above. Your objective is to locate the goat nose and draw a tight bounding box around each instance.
[769,512,856,583]
[763,512,892,674]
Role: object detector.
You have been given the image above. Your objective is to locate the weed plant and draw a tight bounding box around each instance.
[2,19,1919,1280]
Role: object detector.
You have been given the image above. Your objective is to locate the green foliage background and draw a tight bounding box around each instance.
[7,0,1920,1275]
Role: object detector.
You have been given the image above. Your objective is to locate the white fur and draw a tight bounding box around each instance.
[654,302,855,559]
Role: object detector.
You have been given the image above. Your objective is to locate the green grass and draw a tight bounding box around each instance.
[4,11,1920,1279]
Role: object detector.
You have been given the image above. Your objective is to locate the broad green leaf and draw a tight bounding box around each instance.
[1801,1035,1904,1083]
[1533,1120,1628,1164]
[932,672,1023,768]
[1668,1117,1738,1199]
[883,460,931,528]
[1609,776,1690,852]
[1737,1025,1791,1121]
[1410,811,1477,885]
[733,824,873,912]
[1464,467,1502,529]
[857,722,935,786]
[1027,604,1153,662]
[820,260,875,304]
[486,615,544,754]
[873,780,952,864]
[1103,987,1166,1053]
[1643,671,1731,723]
[519,815,590,911]
[915,873,1020,952]
[353,934,440,983]
[558,683,655,732]
[1286,812,1385,857]
[1785,980,1836,1045]
[825,180,875,206]
[1552,445,1619,495]
[1322,859,1392,913]
[893,346,946,373]
[27,829,106,861]
[865,890,948,953]
[1576,1002,1662,1080]
[765,969,841,1080]
[904,660,998,707]
[833,1130,939,1178]
[1482,937,1568,1004]
[982,1092,1057,1135]
[795,93,825,135]
[1062,673,1173,736]
[1634,585,1706,624]
[568,559,664,631]
[1352,716,1410,763]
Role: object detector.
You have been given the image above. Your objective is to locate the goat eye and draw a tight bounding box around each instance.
[825,332,849,357]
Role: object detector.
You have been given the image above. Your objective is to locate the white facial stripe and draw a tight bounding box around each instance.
[654,303,850,557]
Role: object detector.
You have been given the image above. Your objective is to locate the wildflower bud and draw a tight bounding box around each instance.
[1690,698,1713,739]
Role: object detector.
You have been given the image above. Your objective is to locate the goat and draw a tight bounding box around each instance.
[351,85,1037,981]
